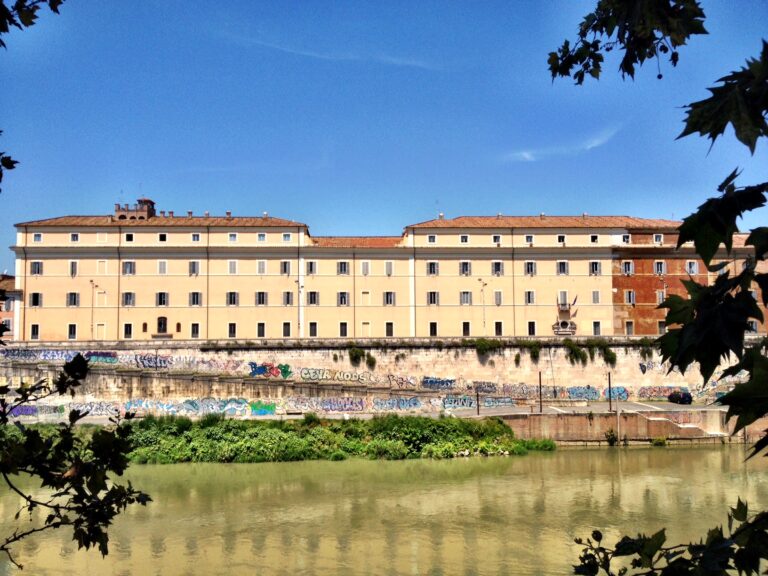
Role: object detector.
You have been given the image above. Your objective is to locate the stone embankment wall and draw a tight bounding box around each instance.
[0,340,744,420]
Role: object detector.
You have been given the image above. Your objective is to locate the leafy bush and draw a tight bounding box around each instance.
[365,352,376,370]
[365,438,409,460]
[604,428,619,446]
[348,347,365,366]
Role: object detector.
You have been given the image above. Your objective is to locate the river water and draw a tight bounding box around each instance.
[1,446,766,575]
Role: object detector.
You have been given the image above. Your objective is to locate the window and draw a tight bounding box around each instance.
[590,234,598,244]
[157,316,168,334]
[158,260,167,275]
[339,322,348,337]
[307,291,319,305]
[66,292,80,307]
[361,261,370,276]
[460,235,469,244]
[747,320,758,333]
[142,323,148,333]
[590,321,600,336]
[283,233,291,242]
[525,234,534,244]
[156,292,169,306]
[654,261,667,275]
[525,290,535,305]
[30,261,43,275]
[122,261,136,275]
[30,293,42,307]
[592,290,600,304]
[282,322,291,337]
[385,322,394,337]
[460,291,473,305]
[189,292,202,306]
[492,261,504,276]
[257,233,266,242]
[557,234,566,243]
[70,233,79,242]
[228,323,237,338]
[429,322,438,337]
[589,261,601,276]
[622,261,634,275]
[427,235,436,244]
[283,291,293,306]
[33,233,42,243]
[427,291,440,305]
[158,233,167,242]
[385,261,393,276]
[427,261,439,276]
[308,322,317,337]
[654,233,664,244]
[337,292,350,306]
[125,233,134,242]
[280,261,291,275]
[624,290,636,305]
[191,233,200,242]
[557,261,569,275]
[495,322,503,337]
[257,323,266,338]
[228,260,237,275]
[658,321,666,334]
[527,321,536,336]
[122,292,135,307]
[258,260,267,275]
[686,261,699,275]
[68,324,77,340]
[459,261,471,276]
[124,323,133,339]
[625,321,635,336]
[493,234,501,244]
[656,290,666,304]
[462,322,470,337]
[228,233,237,242]
[30,324,39,340]
[189,261,200,276]
[384,291,396,306]
[2,298,12,312]
[191,323,199,339]
[558,291,569,306]
[622,234,631,244]
[337,261,349,275]
[69,261,78,277]
[226,292,239,306]
[524,261,537,276]
[306,261,316,275]
[256,291,268,306]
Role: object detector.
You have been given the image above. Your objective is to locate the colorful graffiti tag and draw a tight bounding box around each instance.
[422,377,455,391]
[249,362,292,379]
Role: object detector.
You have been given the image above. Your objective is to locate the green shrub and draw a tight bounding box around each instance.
[563,338,588,366]
[473,338,504,357]
[365,352,376,370]
[651,437,667,447]
[302,413,321,427]
[329,450,348,461]
[365,438,409,460]
[199,413,225,428]
[421,441,457,459]
[604,428,619,446]
[514,352,521,367]
[348,347,365,366]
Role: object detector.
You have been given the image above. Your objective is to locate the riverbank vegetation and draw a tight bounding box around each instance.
[126,414,555,464]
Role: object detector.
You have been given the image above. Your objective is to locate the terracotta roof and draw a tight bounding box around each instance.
[406,215,681,229]
[311,236,404,248]
[0,275,15,292]
[15,215,307,228]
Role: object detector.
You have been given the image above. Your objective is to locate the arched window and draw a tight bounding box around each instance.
[157,317,167,334]
[118,214,127,220]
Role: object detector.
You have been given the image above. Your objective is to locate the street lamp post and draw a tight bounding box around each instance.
[295,280,303,337]
[89,280,99,340]
[478,278,487,336]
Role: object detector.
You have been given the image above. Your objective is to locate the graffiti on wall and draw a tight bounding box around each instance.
[566,386,600,401]
[372,397,422,411]
[603,387,629,401]
[483,397,515,408]
[442,395,475,409]
[284,396,366,413]
[422,377,455,391]
[387,374,417,389]
[637,386,690,401]
[298,367,378,384]
[471,381,497,394]
[249,362,292,379]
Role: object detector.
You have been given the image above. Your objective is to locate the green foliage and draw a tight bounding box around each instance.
[0,355,150,568]
[650,437,667,447]
[514,352,521,367]
[471,338,504,357]
[564,338,589,366]
[604,428,619,446]
[365,352,376,370]
[637,337,655,360]
[125,414,551,464]
[348,346,365,366]
[548,0,707,84]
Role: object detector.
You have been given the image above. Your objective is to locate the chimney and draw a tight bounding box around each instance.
[114,203,120,211]
[226,210,232,218]
[582,212,588,219]
[169,211,174,217]
[438,212,444,220]
[540,212,545,219]
[160,210,166,217]
[204,211,210,217]
[263,211,269,218]
[497,212,502,218]
[187,210,193,218]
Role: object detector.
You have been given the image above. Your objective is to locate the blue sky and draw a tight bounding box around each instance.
[2,1,766,270]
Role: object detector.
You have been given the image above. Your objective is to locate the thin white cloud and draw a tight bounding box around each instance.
[505,126,622,163]
[224,33,436,71]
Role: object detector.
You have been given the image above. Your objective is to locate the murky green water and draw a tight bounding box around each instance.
[1,446,766,575]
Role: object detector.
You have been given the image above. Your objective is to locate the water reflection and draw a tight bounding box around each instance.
[0,446,765,575]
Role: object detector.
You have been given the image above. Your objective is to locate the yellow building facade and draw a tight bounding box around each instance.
[11,199,761,342]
